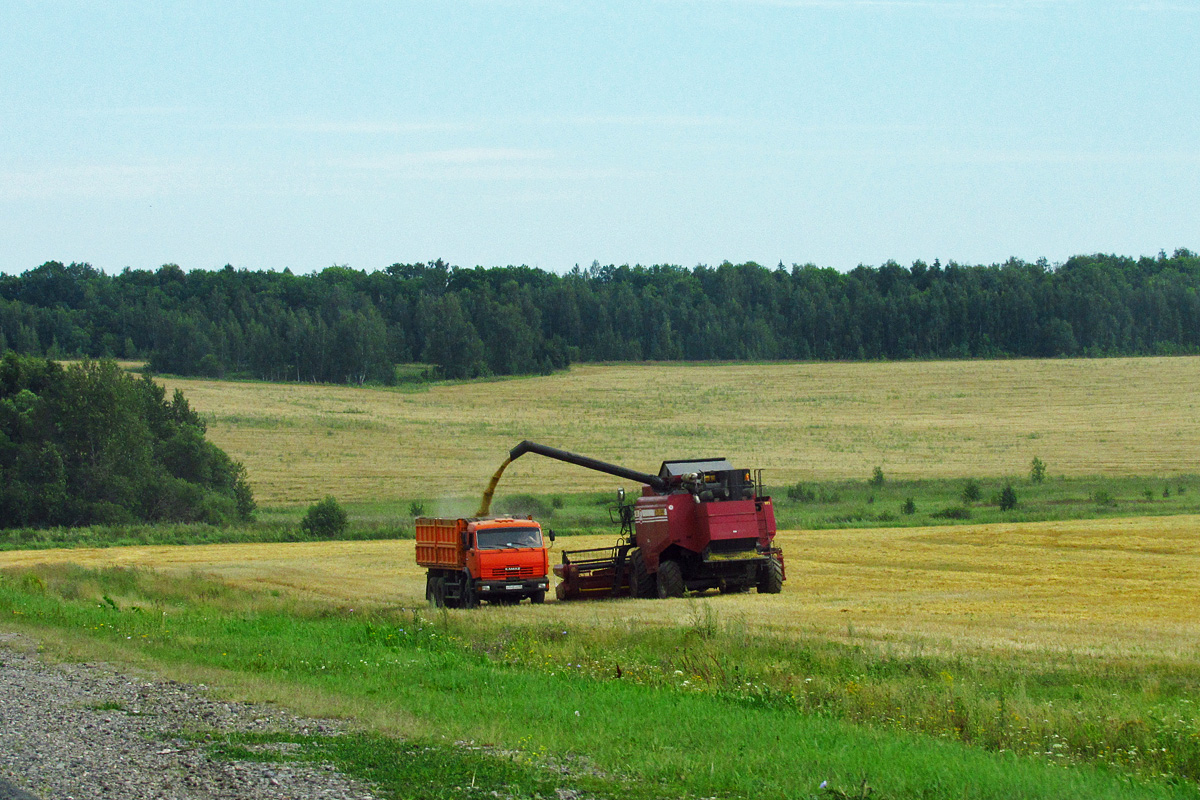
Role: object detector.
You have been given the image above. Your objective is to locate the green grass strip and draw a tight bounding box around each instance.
[1,567,1195,800]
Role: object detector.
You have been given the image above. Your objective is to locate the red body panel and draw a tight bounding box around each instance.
[696,498,760,540]
[632,490,777,571]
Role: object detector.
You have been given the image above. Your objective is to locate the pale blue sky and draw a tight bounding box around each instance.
[2,1,1196,274]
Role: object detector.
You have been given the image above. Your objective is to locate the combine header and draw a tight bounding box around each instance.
[495,441,785,601]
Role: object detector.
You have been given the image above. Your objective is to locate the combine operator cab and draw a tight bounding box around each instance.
[504,441,785,601]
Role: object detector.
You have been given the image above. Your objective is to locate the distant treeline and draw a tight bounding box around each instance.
[1,250,1198,383]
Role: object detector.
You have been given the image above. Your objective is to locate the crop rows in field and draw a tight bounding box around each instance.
[161,357,1200,506]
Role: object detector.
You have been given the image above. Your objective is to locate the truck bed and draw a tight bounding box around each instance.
[414,517,467,569]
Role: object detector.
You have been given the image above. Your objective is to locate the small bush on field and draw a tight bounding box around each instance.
[931,506,972,520]
[1143,487,1155,500]
[408,501,426,517]
[301,496,348,538]
[1030,456,1046,484]
[961,479,982,503]
[1092,490,1116,507]
[869,466,885,487]
[497,493,553,519]
[787,482,816,503]
[999,484,1018,511]
[902,497,916,515]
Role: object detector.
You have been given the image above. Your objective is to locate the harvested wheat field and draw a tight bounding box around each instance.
[159,357,1200,506]
[7,514,1199,661]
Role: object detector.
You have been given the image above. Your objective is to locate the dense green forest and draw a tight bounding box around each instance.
[1,250,1198,383]
[0,353,254,528]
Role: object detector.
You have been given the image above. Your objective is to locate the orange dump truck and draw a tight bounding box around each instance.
[415,516,553,608]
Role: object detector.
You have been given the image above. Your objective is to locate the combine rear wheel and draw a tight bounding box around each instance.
[656,559,685,599]
[757,556,784,594]
[629,549,654,598]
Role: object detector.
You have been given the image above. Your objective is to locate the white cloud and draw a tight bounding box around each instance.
[0,162,218,200]
[234,119,480,135]
[331,147,553,170]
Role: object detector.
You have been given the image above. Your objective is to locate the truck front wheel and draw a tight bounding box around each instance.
[460,573,479,609]
[530,590,546,604]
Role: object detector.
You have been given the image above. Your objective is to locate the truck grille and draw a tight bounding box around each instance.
[486,565,537,580]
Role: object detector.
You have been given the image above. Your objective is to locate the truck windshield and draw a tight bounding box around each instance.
[476,526,542,549]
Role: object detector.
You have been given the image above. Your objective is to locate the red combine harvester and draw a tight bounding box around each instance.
[502,441,785,601]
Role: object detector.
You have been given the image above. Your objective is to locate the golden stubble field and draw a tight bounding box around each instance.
[159,357,1200,507]
[7,514,1199,661]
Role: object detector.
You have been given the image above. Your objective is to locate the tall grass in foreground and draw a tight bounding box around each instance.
[2,565,1196,800]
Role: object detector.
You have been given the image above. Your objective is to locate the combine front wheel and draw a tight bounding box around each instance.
[757,556,784,594]
[656,559,685,599]
[629,549,654,598]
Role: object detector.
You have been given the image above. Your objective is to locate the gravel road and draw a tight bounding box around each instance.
[0,632,377,800]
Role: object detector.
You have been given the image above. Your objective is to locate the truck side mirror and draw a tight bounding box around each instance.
[547,528,556,542]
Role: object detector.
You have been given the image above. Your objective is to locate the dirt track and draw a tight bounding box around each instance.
[0,632,374,800]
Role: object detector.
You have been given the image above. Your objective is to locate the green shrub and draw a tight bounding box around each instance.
[408,501,426,517]
[301,496,348,538]
[787,482,816,503]
[961,479,982,503]
[931,506,972,520]
[1092,490,1115,507]
[869,466,885,487]
[901,497,916,515]
[999,484,1018,511]
[1030,456,1046,484]
[496,493,553,519]
[197,353,224,378]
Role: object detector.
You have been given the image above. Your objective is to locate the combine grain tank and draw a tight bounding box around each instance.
[503,441,784,600]
[415,516,553,607]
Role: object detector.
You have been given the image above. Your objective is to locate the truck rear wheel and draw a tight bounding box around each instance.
[757,556,784,594]
[656,559,684,599]
[629,549,654,598]
[430,576,447,608]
